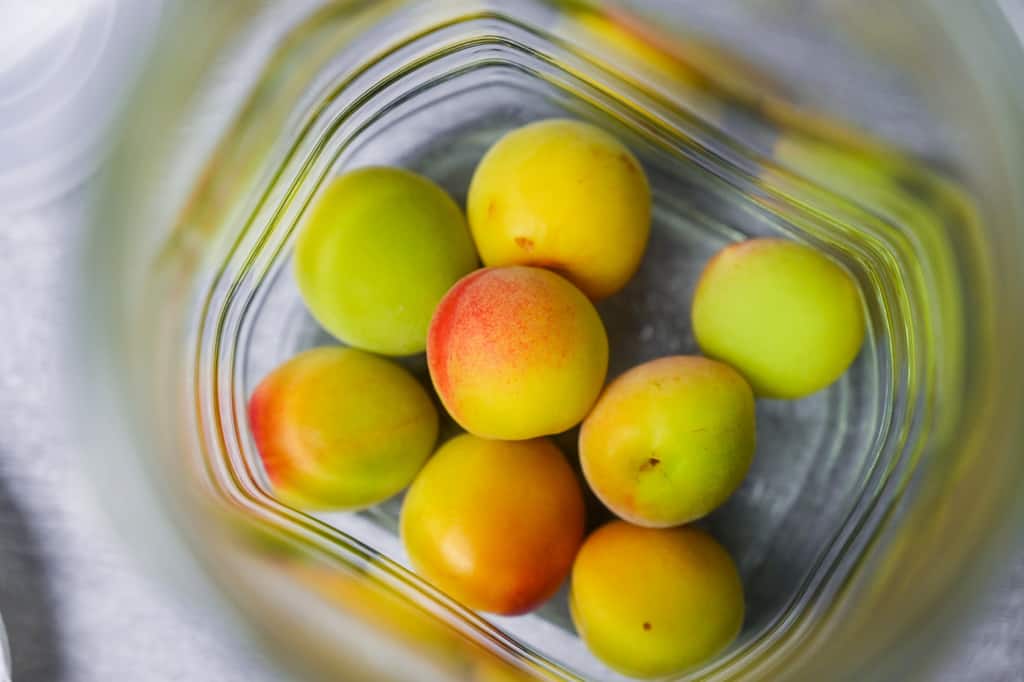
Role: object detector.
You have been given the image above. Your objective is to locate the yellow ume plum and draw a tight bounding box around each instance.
[248,347,438,510]
[467,119,651,300]
[427,266,608,440]
[401,435,585,615]
[692,238,865,398]
[570,521,744,678]
[579,356,755,527]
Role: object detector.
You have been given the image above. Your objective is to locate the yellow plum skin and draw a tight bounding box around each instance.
[579,356,755,527]
[692,238,865,398]
[467,119,651,300]
[427,266,608,440]
[570,521,744,679]
[400,435,585,616]
[287,561,537,680]
[248,347,438,510]
[294,167,478,356]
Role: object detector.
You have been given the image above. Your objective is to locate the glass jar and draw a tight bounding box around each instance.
[76,1,1024,680]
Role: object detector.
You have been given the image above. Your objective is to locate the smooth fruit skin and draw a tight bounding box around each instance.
[579,356,755,527]
[286,562,467,669]
[295,167,478,356]
[692,238,865,398]
[570,521,744,678]
[401,435,585,615]
[427,266,608,440]
[288,561,537,680]
[467,119,651,300]
[248,347,438,510]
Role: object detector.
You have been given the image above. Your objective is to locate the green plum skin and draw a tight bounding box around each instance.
[295,167,478,356]
[579,356,756,527]
[692,238,865,399]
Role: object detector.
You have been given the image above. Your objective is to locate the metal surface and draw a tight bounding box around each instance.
[0,1,1021,680]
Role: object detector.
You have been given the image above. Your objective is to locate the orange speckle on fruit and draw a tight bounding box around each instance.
[514,236,535,251]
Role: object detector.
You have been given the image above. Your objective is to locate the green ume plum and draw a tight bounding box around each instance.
[295,167,478,355]
[580,356,756,527]
[692,238,865,398]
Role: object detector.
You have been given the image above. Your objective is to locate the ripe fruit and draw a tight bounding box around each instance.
[401,435,585,615]
[427,266,608,440]
[288,560,535,680]
[467,119,650,300]
[286,561,467,672]
[579,356,755,527]
[570,521,744,678]
[248,347,438,510]
[692,238,865,398]
[295,167,478,355]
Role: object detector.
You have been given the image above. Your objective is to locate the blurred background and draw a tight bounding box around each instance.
[0,1,1022,680]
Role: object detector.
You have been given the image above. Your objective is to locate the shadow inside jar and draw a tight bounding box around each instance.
[0,457,65,682]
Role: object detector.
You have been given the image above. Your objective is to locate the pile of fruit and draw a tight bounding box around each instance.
[248,119,865,678]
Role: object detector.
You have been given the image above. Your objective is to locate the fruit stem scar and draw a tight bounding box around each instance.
[643,622,652,631]
[640,456,661,471]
